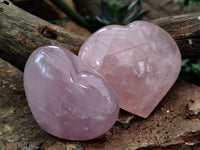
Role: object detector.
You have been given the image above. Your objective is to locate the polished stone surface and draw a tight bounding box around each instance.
[24,46,119,141]
[79,21,181,118]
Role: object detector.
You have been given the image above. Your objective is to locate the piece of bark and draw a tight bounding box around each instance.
[0,0,85,71]
[10,0,67,20]
[1,58,200,149]
[151,13,200,58]
[0,1,200,71]
[11,0,91,37]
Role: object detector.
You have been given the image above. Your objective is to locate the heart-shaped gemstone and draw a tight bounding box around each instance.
[24,46,119,141]
[78,21,181,118]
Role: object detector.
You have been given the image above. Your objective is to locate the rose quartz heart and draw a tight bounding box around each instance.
[24,46,119,141]
[78,21,181,118]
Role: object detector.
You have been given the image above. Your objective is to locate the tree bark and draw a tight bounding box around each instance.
[0,0,200,71]
[151,13,200,58]
[0,0,85,71]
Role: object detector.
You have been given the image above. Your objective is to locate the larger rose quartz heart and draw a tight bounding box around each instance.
[78,21,181,118]
[23,46,119,141]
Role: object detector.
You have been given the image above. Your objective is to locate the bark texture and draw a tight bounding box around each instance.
[0,1,200,71]
[0,0,85,71]
[151,13,200,58]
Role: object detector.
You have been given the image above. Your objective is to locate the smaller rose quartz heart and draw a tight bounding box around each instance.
[23,46,119,141]
[78,21,181,118]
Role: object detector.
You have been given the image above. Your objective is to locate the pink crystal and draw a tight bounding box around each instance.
[23,46,119,141]
[78,21,181,118]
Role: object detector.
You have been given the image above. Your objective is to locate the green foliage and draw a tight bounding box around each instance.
[175,0,200,6]
[49,0,147,32]
[49,0,94,31]
[175,0,200,10]
[91,0,148,26]
[180,59,200,86]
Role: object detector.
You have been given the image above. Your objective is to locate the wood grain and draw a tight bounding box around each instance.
[152,12,200,58]
[0,0,85,71]
[0,1,200,71]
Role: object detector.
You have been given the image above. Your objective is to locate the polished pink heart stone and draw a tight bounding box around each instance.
[24,46,119,141]
[78,21,181,118]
